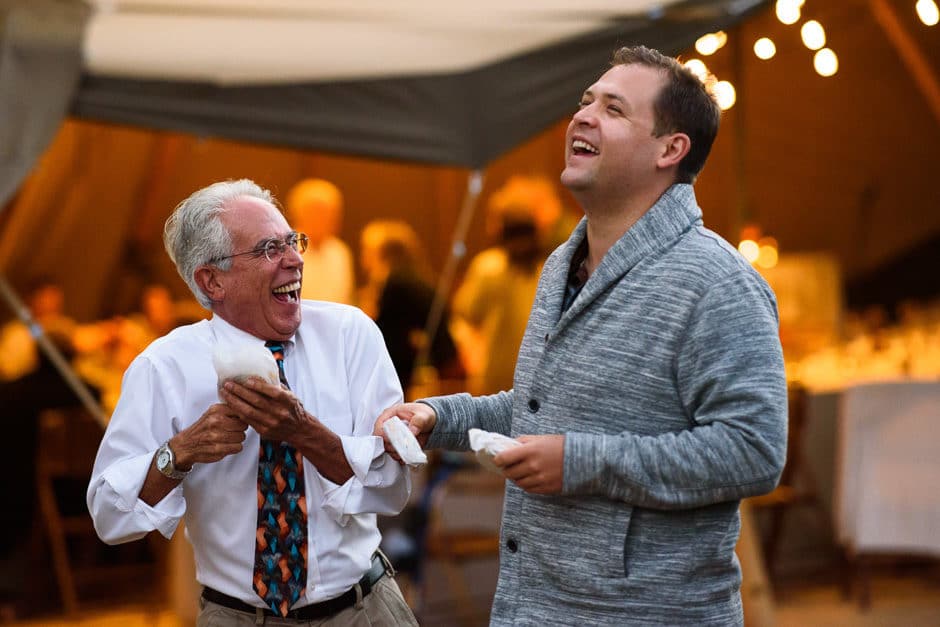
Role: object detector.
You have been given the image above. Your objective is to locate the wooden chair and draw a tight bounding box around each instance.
[748,384,834,577]
[420,465,504,627]
[36,408,164,615]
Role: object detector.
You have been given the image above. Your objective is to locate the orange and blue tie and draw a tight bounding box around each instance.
[254,341,307,616]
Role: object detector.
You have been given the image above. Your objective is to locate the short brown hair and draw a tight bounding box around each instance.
[611,45,720,184]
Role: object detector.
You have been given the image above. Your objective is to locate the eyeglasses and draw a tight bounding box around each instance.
[211,232,308,264]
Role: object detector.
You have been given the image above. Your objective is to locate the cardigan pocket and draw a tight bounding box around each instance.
[611,506,634,577]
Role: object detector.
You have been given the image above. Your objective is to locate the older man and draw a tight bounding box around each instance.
[376,46,787,625]
[88,179,417,625]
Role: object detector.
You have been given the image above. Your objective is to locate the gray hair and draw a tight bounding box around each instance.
[163,179,275,309]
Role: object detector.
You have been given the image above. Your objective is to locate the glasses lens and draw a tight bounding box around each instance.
[263,239,283,263]
[295,233,308,254]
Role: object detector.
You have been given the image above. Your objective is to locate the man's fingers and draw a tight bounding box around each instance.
[232,376,283,397]
[222,380,268,406]
[373,406,400,437]
[492,445,525,468]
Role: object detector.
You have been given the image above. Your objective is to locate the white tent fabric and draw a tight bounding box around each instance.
[84,0,697,85]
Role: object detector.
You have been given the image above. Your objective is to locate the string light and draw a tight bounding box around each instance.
[775,0,802,25]
[814,48,839,76]
[713,81,737,110]
[801,20,826,50]
[684,58,709,82]
[756,237,780,269]
[738,239,760,263]
[738,226,780,269]
[754,37,777,60]
[916,0,939,26]
[695,31,728,56]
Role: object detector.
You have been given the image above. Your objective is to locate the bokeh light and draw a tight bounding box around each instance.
[754,37,777,60]
[814,48,839,77]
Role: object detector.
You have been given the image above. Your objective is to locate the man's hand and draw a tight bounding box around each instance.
[170,403,249,470]
[219,377,309,444]
[373,402,437,464]
[494,435,565,495]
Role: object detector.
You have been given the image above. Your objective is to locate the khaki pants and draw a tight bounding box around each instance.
[196,577,418,627]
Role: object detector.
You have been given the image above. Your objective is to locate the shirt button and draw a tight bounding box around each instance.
[506,538,519,553]
[527,398,540,412]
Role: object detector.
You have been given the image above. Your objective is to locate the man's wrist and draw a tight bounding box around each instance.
[167,435,193,471]
[156,439,192,479]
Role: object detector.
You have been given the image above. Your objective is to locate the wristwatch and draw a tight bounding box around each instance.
[156,441,191,480]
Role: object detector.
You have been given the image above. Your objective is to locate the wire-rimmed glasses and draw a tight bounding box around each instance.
[211,231,308,264]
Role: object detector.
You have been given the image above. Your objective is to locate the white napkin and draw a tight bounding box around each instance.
[383,416,428,467]
[468,428,521,473]
[212,342,280,389]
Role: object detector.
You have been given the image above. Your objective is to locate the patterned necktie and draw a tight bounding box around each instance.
[254,341,307,616]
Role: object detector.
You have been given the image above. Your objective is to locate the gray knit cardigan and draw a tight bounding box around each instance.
[423,184,787,625]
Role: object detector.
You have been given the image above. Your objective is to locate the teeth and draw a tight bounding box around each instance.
[573,139,599,154]
[273,281,301,294]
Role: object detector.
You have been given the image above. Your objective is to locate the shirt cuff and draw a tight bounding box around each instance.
[318,435,387,525]
[101,452,186,538]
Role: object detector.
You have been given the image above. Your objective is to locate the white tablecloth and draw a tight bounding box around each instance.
[835,381,940,557]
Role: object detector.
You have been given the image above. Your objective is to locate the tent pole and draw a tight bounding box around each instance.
[0,275,109,428]
[415,169,485,389]
[869,0,940,127]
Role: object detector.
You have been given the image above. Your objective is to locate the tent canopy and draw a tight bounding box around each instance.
[72,0,767,168]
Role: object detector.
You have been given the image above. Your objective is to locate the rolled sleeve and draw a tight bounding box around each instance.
[317,435,411,525]
[88,453,185,543]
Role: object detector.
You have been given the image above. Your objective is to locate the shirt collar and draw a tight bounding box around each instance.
[209,314,296,355]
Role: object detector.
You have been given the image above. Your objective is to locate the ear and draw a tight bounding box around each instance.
[194,265,225,303]
[656,132,691,170]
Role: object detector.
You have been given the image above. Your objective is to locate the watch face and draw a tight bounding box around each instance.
[157,451,171,469]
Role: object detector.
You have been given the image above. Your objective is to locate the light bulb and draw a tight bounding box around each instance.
[684,58,709,82]
[814,48,838,77]
[916,0,939,26]
[713,80,736,110]
[754,37,777,60]
[775,0,801,25]
[695,32,727,56]
[738,240,760,263]
[801,20,826,50]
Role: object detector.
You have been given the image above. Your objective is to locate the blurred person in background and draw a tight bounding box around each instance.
[286,178,356,305]
[451,179,549,394]
[72,283,183,413]
[359,220,463,394]
[494,174,578,255]
[0,278,81,615]
[0,278,75,382]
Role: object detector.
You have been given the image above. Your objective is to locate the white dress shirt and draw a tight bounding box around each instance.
[87,300,410,606]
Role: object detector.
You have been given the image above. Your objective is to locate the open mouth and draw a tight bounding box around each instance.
[572,139,599,156]
[272,280,301,303]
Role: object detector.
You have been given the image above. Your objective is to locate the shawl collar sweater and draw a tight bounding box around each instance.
[424,184,787,625]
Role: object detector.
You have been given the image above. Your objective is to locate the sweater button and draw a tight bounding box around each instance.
[506,538,519,553]
[527,398,540,412]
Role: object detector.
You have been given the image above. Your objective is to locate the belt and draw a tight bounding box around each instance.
[202,551,393,621]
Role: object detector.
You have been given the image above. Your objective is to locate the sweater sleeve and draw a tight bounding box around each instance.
[421,390,515,451]
[562,271,788,510]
